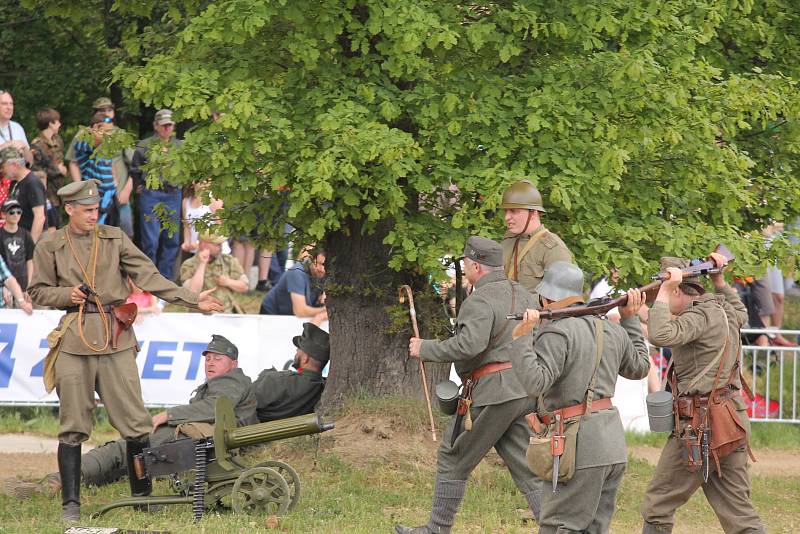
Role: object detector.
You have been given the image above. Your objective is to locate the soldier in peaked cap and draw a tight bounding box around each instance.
[500,180,572,305]
[27,180,223,521]
[7,334,256,499]
[252,322,329,422]
[396,236,541,534]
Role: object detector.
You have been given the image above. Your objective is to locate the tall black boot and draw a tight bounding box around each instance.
[58,443,81,521]
[125,436,152,497]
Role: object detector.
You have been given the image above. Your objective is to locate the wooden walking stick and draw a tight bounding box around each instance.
[399,285,437,442]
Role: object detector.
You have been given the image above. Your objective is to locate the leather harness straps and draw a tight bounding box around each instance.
[468,361,513,382]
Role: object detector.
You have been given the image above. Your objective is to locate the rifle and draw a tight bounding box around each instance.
[507,245,734,321]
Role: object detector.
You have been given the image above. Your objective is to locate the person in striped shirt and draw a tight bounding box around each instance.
[66,111,127,226]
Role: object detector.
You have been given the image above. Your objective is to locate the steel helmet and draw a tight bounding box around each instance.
[500,180,546,212]
[538,261,584,302]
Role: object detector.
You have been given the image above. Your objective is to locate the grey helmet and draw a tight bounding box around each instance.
[537,261,584,302]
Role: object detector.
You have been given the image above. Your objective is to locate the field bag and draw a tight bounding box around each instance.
[526,317,605,483]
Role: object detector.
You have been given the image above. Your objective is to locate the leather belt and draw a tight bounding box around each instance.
[540,397,613,425]
[66,302,113,314]
[676,388,737,419]
[467,361,512,382]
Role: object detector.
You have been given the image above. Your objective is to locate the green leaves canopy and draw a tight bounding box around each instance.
[115,0,800,281]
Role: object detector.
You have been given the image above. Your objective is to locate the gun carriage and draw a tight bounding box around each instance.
[92,396,334,521]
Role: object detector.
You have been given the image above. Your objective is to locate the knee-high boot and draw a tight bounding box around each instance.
[58,443,81,521]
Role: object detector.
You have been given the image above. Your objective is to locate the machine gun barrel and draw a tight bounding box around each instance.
[225,413,332,449]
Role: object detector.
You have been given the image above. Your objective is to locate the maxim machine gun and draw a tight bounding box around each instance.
[92,396,334,521]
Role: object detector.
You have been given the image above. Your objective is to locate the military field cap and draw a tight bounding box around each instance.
[659,256,705,294]
[1,199,20,212]
[500,180,546,212]
[154,109,175,126]
[293,322,330,364]
[463,235,503,267]
[199,232,227,245]
[92,97,114,110]
[203,334,238,360]
[58,179,102,205]
[0,146,24,165]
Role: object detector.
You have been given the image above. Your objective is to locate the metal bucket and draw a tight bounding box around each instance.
[435,380,460,415]
[646,390,674,433]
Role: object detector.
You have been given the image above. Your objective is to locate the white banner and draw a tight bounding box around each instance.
[1,309,317,407]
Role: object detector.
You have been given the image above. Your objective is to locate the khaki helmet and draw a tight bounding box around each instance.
[538,261,584,302]
[500,180,546,212]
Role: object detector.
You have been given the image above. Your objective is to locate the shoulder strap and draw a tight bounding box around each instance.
[504,228,549,281]
[584,317,605,412]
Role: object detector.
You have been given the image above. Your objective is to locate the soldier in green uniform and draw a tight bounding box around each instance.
[253,322,328,422]
[27,179,223,521]
[395,236,539,534]
[500,180,572,302]
[180,232,249,313]
[506,261,651,533]
[9,335,256,495]
[640,253,765,534]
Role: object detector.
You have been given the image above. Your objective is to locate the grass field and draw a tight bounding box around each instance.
[0,397,798,534]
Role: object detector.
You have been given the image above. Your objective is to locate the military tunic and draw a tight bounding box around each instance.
[502,225,572,302]
[28,224,201,444]
[419,270,540,502]
[506,315,650,532]
[80,368,257,487]
[252,368,325,422]
[179,253,244,314]
[641,285,765,534]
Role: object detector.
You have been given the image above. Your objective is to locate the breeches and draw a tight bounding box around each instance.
[55,349,151,444]
[437,396,540,494]
[539,462,626,534]
[641,435,765,534]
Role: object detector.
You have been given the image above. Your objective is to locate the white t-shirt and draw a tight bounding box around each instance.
[0,121,29,147]
[183,198,231,255]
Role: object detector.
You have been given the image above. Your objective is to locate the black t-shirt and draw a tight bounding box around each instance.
[0,226,34,290]
[10,171,47,233]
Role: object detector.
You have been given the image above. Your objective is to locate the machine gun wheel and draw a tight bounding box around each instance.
[231,467,290,516]
[255,460,301,510]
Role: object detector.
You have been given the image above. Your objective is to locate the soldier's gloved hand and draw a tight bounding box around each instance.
[619,289,645,319]
[512,308,539,340]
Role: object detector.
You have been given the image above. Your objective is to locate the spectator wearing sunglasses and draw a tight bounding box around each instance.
[0,199,34,291]
[0,200,32,314]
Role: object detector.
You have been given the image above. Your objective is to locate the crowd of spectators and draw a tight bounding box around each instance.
[0,90,327,322]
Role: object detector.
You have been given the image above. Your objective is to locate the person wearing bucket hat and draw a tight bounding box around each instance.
[500,180,572,305]
[497,262,651,533]
[180,232,248,313]
[640,251,765,533]
[252,323,328,422]
[6,333,256,502]
[397,236,541,534]
[27,181,224,521]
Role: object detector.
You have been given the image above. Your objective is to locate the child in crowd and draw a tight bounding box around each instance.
[126,278,161,322]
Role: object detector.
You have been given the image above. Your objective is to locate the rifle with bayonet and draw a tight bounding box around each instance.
[506,244,734,321]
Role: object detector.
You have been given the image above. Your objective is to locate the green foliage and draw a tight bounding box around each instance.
[104,0,800,285]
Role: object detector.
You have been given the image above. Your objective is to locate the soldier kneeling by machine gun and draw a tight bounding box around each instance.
[7,334,256,497]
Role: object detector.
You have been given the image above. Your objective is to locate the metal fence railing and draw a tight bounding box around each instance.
[655,328,799,425]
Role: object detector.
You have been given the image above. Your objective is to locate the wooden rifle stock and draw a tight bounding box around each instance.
[507,245,734,321]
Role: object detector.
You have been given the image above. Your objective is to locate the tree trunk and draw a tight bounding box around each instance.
[321,217,451,412]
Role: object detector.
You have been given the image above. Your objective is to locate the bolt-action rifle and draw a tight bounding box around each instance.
[507,245,734,321]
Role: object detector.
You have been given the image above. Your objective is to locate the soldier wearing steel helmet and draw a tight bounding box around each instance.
[505,261,651,533]
[500,180,572,305]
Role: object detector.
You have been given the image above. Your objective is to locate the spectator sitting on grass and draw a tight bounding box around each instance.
[259,246,327,325]
[180,232,248,313]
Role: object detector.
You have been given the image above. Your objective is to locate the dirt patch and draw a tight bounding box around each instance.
[323,413,440,468]
[629,445,800,477]
[0,452,57,481]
